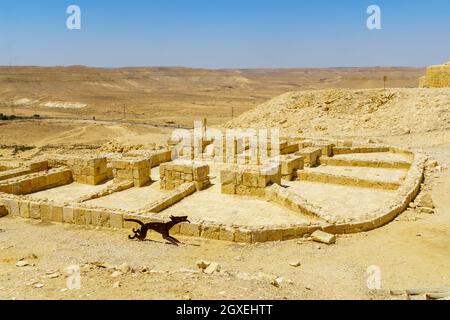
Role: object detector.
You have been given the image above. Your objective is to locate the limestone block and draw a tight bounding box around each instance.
[40,203,52,222]
[221,183,236,195]
[63,206,74,224]
[281,143,299,155]
[311,230,336,244]
[234,229,252,243]
[296,148,322,167]
[8,199,20,216]
[180,223,201,237]
[193,164,209,180]
[220,170,235,185]
[265,185,279,202]
[51,205,64,223]
[195,180,210,191]
[282,228,297,241]
[201,225,220,240]
[280,155,304,175]
[295,226,310,238]
[85,176,95,185]
[110,212,124,229]
[316,144,333,157]
[73,207,86,225]
[236,185,252,196]
[19,201,30,219]
[243,171,259,187]
[83,209,93,225]
[167,223,180,235]
[28,160,49,171]
[219,227,236,242]
[420,62,450,88]
[30,202,41,220]
[252,230,268,243]
[258,174,271,188]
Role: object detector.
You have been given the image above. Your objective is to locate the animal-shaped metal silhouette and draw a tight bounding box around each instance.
[125,215,190,246]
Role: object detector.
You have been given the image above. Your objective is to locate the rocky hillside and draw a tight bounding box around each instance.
[225,88,450,138]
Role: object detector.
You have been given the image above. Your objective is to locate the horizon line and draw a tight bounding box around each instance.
[0,64,428,70]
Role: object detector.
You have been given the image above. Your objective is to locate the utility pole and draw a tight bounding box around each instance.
[383,76,388,90]
[10,98,15,115]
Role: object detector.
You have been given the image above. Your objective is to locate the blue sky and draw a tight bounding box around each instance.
[0,0,449,68]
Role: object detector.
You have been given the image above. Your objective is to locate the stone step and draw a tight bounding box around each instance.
[319,156,411,169]
[297,167,405,190]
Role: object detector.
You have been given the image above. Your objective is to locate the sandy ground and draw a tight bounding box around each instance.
[85,182,169,211]
[157,182,313,227]
[285,181,396,218]
[0,66,424,127]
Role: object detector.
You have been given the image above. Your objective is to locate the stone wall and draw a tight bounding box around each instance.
[142,182,197,213]
[160,161,210,191]
[0,148,425,244]
[50,156,110,185]
[280,155,304,180]
[0,161,48,182]
[124,149,173,168]
[420,62,450,88]
[111,158,151,187]
[295,147,322,167]
[220,164,281,197]
[0,168,73,195]
[265,149,426,235]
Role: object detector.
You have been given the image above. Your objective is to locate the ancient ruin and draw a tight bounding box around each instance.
[0,122,426,244]
[420,61,450,88]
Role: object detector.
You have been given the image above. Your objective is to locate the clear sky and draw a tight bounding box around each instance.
[0,0,449,68]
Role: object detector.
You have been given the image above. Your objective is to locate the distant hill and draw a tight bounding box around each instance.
[0,66,425,127]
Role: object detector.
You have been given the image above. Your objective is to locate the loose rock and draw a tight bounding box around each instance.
[110,271,123,278]
[196,260,211,270]
[118,263,131,273]
[311,230,336,245]
[271,277,284,288]
[16,260,30,268]
[419,207,435,214]
[204,262,221,275]
[47,273,60,279]
[417,193,435,209]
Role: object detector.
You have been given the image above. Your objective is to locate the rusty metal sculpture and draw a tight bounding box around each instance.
[125,215,190,246]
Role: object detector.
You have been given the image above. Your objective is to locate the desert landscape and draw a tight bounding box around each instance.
[0,63,449,301]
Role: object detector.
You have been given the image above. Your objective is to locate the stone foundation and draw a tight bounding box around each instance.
[420,62,450,88]
[0,161,48,182]
[220,164,281,197]
[111,158,151,187]
[50,156,110,185]
[280,155,304,181]
[295,147,322,167]
[0,168,73,195]
[159,161,210,191]
[124,149,172,168]
[0,140,426,244]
